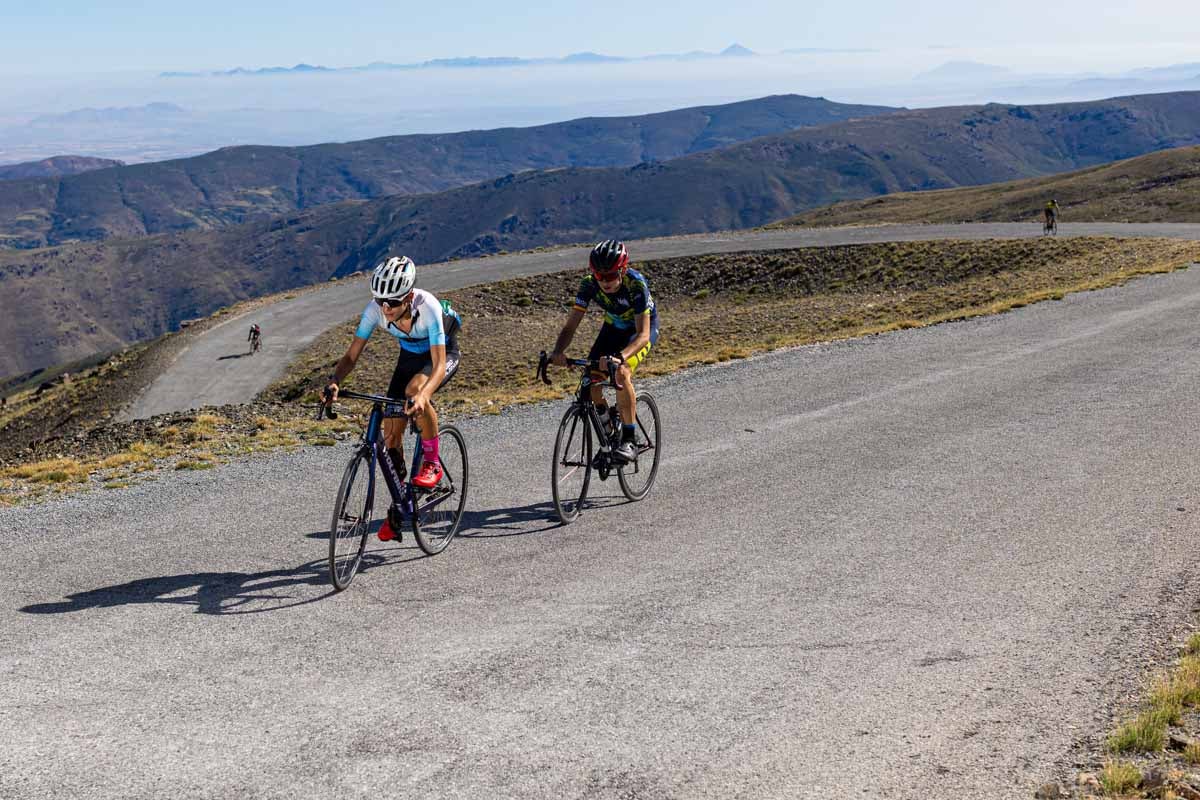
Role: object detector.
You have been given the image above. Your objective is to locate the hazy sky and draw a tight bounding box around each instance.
[2,0,1198,74]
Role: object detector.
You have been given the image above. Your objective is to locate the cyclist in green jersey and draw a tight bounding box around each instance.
[550,239,659,463]
[1044,199,1060,227]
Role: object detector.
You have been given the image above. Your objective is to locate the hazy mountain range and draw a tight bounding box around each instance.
[159,44,766,77]
[3,90,1200,378]
[7,55,1200,166]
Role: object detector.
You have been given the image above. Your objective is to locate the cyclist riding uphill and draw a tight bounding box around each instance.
[550,239,659,463]
[325,256,462,498]
[1045,199,1060,224]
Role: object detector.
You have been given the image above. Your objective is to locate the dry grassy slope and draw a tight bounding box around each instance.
[772,145,1200,227]
[266,238,1200,417]
[7,237,1200,501]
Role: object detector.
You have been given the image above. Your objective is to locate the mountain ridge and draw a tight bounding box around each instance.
[0,94,898,250]
[0,156,124,181]
[160,43,770,77]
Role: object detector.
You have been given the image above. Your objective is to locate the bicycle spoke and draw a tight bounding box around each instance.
[412,425,468,555]
[552,408,592,523]
[329,452,372,590]
[618,394,661,501]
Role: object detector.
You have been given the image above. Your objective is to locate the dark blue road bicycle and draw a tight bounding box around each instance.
[318,389,468,590]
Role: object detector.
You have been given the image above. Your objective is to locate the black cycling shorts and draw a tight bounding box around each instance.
[587,321,659,373]
[387,348,461,400]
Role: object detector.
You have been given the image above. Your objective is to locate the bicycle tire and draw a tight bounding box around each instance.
[552,406,592,523]
[328,448,374,591]
[618,393,662,501]
[412,424,469,555]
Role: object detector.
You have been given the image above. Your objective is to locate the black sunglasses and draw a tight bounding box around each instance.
[375,296,409,308]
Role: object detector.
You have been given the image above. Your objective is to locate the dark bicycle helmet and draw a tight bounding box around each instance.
[589,239,629,278]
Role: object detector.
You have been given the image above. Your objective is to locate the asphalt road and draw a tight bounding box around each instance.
[120,222,1200,419]
[7,263,1200,798]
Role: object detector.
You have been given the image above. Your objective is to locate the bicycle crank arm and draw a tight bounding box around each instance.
[414,488,454,513]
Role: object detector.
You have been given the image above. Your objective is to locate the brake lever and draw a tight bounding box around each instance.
[318,387,338,420]
[608,358,623,391]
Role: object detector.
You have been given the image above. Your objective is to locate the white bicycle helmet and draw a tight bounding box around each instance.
[370,256,416,300]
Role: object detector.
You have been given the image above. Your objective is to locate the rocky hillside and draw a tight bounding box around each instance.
[0,95,897,249]
[0,156,124,181]
[770,145,1200,227]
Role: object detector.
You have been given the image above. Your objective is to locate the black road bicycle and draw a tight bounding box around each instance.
[537,351,662,523]
[317,389,468,590]
[1043,216,1058,236]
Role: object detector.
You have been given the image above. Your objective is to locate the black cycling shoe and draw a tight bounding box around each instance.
[612,440,636,463]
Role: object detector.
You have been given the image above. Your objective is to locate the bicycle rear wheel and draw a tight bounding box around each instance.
[412,424,469,555]
[329,448,374,591]
[552,406,593,523]
[618,393,662,501]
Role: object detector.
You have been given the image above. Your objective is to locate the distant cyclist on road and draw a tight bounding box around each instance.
[549,239,659,463]
[1044,199,1060,231]
[325,256,462,507]
[248,323,262,353]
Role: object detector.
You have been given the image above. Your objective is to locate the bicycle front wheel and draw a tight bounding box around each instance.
[618,393,662,501]
[552,406,593,523]
[329,448,374,591]
[412,424,469,555]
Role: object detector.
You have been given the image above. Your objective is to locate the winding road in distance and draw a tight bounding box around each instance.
[121,222,1200,419]
[8,263,1200,798]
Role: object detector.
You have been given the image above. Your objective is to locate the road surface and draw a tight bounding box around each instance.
[8,263,1200,797]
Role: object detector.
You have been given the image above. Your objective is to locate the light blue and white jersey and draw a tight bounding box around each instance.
[355,288,447,354]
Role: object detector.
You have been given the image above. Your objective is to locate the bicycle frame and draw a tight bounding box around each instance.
[321,388,457,520]
[361,402,415,521]
[572,372,623,458]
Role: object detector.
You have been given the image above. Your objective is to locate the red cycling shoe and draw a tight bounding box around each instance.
[413,460,443,489]
[378,516,398,542]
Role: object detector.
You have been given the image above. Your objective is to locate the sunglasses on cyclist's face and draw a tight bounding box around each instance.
[595,271,621,285]
[375,295,410,309]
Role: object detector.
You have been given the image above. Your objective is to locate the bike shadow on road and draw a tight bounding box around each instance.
[216,352,253,361]
[454,494,631,539]
[18,550,421,616]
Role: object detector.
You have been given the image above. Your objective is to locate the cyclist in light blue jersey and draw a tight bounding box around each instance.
[326,257,462,509]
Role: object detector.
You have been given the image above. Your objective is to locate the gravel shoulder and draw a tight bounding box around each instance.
[5,266,1200,797]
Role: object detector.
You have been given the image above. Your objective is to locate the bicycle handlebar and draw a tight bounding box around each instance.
[316,387,412,421]
[537,351,621,388]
